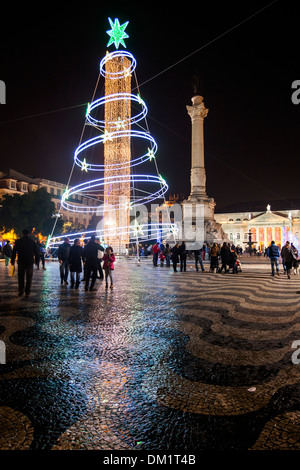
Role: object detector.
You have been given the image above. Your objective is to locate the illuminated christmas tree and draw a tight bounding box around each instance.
[49,18,173,254]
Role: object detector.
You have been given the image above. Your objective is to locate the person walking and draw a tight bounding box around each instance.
[267,240,280,276]
[229,247,238,274]
[164,243,171,267]
[36,241,47,270]
[194,246,205,272]
[152,242,160,267]
[210,243,219,273]
[95,238,105,279]
[291,243,299,275]
[83,235,102,291]
[2,240,12,268]
[202,243,207,261]
[82,239,89,281]
[58,237,71,285]
[171,242,180,272]
[10,229,39,297]
[179,241,187,272]
[281,241,295,279]
[103,246,116,289]
[69,239,84,288]
[219,242,230,273]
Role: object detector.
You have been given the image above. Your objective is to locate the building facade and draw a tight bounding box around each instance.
[0,169,96,241]
[214,202,300,251]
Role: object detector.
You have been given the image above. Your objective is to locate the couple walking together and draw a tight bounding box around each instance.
[267,240,298,278]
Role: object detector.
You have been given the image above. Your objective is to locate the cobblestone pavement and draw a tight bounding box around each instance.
[0,257,299,451]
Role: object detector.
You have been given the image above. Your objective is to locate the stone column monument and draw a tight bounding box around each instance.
[187,95,209,199]
[182,93,226,245]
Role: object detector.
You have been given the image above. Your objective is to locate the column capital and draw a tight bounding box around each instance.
[186,95,208,120]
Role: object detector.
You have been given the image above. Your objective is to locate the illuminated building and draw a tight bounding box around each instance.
[214,201,300,250]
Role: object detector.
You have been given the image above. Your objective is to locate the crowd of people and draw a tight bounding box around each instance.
[150,239,300,278]
[151,241,241,273]
[1,230,115,297]
[57,235,115,291]
[2,230,300,298]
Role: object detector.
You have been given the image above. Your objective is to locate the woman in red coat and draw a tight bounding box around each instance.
[102,246,116,288]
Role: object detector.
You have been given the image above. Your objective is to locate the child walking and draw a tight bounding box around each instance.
[103,246,116,289]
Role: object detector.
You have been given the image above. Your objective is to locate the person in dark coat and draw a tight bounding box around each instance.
[83,235,102,291]
[58,237,71,285]
[69,239,84,288]
[229,248,238,273]
[82,239,89,281]
[171,242,180,272]
[179,241,187,272]
[2,240,12,267]
[219,242,231,273]
[291,243,299,274]
[11,229,39,297]
[281,241,296,279]
[36,241,47,270]
[95,237,105,280]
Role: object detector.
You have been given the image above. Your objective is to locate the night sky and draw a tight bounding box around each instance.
[0,1,299,210]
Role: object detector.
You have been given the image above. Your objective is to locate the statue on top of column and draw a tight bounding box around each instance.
[192,71,205,97]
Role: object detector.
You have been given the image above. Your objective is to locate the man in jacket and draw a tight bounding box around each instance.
[194,245,205,272]
[11,229,39,297]
[179,241,187,272]
[152,242,160,267]
[83,235,103,291]
[267,240,280,276]
[171,242,180,272]
[58,237,71,285]
[95,237,105,280]
[219,242,231,273]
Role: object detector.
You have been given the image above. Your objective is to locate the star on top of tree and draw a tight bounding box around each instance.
[106,18,129,49]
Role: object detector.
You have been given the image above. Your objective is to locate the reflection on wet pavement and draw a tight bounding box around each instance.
[0,258,299,450]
